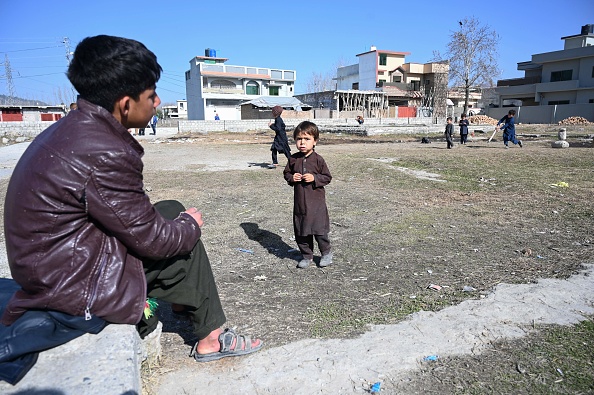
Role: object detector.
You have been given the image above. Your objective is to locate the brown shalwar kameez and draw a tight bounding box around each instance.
[283,151,332,259]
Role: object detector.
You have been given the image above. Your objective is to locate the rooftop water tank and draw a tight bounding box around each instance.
[581,24,593,35]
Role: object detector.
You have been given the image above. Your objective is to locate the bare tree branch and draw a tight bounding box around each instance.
[433,17,501,115]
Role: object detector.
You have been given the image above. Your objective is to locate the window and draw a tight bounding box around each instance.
[592,66,594,78]
[548,100,570,105]
[392,75,402,83]
[411,80,420,91]
[185,71,191,80]
[379,53,387,66]
[589,99,594,103]
[210,79,235,90]
[246,81,259,95]
[550,70,573,82]
[269,86,280,96]
[352,82,359,90]
[378,79,386,87]
[271,70,283,79]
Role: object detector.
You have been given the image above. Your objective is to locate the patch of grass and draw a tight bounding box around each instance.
[306,302,369,338]
[398,316,594,394]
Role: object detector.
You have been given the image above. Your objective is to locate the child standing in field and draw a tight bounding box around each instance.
[268,105,291,168]
[283,121,333,269]
[459,113,469,145]
[445,117,454,149]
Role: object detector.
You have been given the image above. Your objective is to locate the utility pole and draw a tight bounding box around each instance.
[2,54,16,105]
[63,37,72,64]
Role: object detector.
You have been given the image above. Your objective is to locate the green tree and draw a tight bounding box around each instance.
[434,17,500,115]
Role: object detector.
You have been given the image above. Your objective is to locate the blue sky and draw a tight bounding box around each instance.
[1,0,592,105]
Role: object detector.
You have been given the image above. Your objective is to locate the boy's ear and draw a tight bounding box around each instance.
[112,96,131,124]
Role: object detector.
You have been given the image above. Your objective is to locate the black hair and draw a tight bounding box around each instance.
[508,109,516,116]
[447,116,452,121]
[67,35,162,112]
[293,121,320,141]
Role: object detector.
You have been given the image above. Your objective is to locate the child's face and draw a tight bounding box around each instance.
[295,131,317,156]
[447,119,452,124]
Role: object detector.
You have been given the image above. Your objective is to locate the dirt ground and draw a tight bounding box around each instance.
[129,124,594,394]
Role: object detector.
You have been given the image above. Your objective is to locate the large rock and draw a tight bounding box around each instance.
[551,140,570,148]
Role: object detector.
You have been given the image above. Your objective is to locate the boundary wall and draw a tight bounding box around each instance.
[178,117,441,134]
[486,104,594,124]
[1,117,449,141]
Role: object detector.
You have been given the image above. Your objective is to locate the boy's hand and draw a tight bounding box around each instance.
[302,173,315,183]
[293,173,303,182]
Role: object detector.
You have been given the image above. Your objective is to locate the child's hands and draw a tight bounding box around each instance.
[292,173,314,183]
[301,173,315,183]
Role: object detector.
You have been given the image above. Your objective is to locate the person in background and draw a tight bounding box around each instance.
[149,113,158,134]
[445,116,454,149]
[497,109,522,149]
[283,121,333,269]
[268,105,291,168]
[214,113,220,120]
[459,113,469,145]
[356,115,364,125]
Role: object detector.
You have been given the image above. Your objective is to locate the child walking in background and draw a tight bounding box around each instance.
[283,121,333,269]
[268,105,291,168]
[445,117,454,149]
[459,114,469,145]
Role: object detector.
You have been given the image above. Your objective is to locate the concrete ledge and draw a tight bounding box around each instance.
[0,324,143,395]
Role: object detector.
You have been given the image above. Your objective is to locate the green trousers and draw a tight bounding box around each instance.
[137,200,226,340]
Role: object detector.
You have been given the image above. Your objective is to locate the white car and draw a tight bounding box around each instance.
[468,108,483,116]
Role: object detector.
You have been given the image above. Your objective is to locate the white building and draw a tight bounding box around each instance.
[185,49,296,120]
[162,100,187,119]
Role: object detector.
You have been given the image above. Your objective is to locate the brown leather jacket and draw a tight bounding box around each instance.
[2,99,201,326]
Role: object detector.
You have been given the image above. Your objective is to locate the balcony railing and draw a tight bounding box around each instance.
[497,76,541,87]
[202,87,245,94]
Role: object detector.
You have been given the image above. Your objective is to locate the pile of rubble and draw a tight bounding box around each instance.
[558,116,591,125]
[469,115,498,125]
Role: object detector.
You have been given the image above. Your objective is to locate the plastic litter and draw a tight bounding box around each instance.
[550,181,569,188]
[423,355,439,361]
[462,286,477,292]
[427,284,442,291]
[369,382,381,393]
[237,248,254,254]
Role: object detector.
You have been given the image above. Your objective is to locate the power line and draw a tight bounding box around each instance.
[0,45,61,54]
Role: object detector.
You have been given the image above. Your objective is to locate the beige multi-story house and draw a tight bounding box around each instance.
[335,46,449,117]
[495,24,594,110]
[185,49,296,120]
